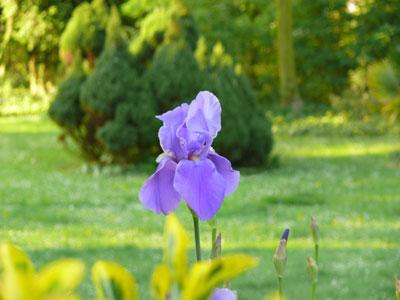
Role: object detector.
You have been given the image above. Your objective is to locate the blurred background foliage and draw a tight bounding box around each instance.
[1,0,399,165]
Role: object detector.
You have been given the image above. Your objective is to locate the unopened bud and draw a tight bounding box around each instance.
[273,229,289,278]
[310,216,320,245]
[307,257,318,283]
[212,233,222,259]
[396,278,400,300]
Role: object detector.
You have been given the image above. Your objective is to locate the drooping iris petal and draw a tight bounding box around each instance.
[187,91,221,138]
[157,103,189,160]
[139,158,181,215]
[208,151,240,196]
[210,288,237,300]
[173,159,226,221]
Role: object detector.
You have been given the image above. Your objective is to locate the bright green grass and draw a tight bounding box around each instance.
[1,114,399,299]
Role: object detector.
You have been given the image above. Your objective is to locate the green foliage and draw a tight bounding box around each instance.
[59,0,109,67]
[146,42,205,110]
[51,0,272,165]
[294,0,356,103]
[208,67,273,165]
[80,48,140,117]
[49,74,86,128]
[78,46,158,161]
[367,60,400,122]
[354,0,400,65]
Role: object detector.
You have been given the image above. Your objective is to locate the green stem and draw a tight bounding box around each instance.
[314,244,319,264]
[278,277,284,300]
[211,225,217,258]
[310,281,316,300]
[192,214,202,261]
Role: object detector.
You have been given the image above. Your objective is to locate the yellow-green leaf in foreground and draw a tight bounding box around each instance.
[164,215,189,285]
[92,260,138,300]
[0,243,37,300]
[151,263,172,300]
[182,254,258,300]
[37,259,84,300]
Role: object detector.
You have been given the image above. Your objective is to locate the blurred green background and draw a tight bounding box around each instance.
[0,0,399,299]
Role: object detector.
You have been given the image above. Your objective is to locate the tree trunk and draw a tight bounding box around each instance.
[28,54,38,95]
[277,0,302,109]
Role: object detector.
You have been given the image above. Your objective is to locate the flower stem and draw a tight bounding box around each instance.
[314,244,319,264]
[211,224,217,258]
[278,277,284,300]
[310,281,316,300]
[192,214,202,261]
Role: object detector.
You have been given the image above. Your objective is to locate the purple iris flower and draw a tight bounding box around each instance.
[139,91,240,221]
[210,288,237,300]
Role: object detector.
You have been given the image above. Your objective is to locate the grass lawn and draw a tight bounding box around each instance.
[1,114,399,299]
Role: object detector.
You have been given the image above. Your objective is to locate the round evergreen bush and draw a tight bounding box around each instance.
[208,67,273,166]
[146,41,206,111]
[78,46,158,162]
[49,74,86,129]
[50,1,274,166]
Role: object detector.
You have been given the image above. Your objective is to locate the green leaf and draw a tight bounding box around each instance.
[37,259,84,299]
[182,254,257,300]
[92,260,138,300]
[0,243,37,300]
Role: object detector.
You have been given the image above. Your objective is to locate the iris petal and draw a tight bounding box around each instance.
[157,103,189,160]
[208,151,240,196]
[187,91,221,138]
[139,158,181,215]
[210,288,237,300]
[173,159,226,221]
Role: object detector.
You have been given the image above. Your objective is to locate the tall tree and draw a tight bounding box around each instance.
[276,0,301,107]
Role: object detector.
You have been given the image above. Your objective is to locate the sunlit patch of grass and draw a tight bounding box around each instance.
[1,115,399,299]
[0,114,55,133]
[284,140,400,158]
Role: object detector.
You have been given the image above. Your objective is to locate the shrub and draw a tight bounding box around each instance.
[208,67,273,165]
[50,1,274,166]
[79,46,158,162]
[49,74,86,129]
[146,41,206,111]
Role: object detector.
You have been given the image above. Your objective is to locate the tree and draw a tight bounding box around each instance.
[276,0,301,108]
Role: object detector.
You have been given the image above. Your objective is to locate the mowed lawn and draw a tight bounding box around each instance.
[0,114,399,299]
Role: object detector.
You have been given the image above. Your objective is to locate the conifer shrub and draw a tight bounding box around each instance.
[50,1,274,166]
[208,67,273,165]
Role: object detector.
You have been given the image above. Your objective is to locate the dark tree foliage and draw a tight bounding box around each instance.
[294,0,356,103]
[146,42,206,111]
[208,67,273,165]
[49,74,86,129]
[354,0,400,67]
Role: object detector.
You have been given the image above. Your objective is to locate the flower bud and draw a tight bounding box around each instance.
[310,216,320,245]
[306,257,318,283]
[273,229,289,278]
[396,278,400,300]
[212,232,222,259]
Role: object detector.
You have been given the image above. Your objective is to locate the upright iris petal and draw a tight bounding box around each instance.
[157,103,189,160]
[139,91,240,221]
[186,91,221,138]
